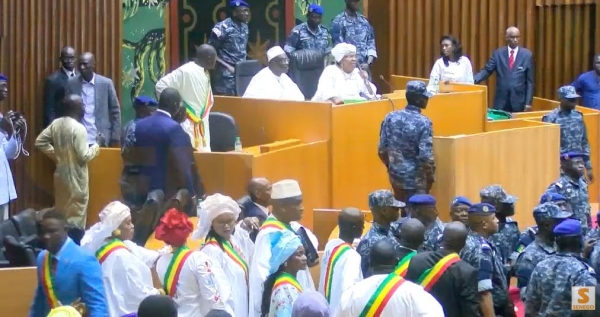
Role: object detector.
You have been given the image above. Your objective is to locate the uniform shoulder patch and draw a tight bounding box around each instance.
[480,241,492,251]
[554,182,563,188]
[212,27,222,38]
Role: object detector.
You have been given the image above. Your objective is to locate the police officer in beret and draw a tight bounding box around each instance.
[284,4,331,56]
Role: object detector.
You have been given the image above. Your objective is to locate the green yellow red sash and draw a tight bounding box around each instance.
[204,238,249,280]
[41,252,60,308]
[95,239,130,264]
[393,250,417,277]
[260,217,293,231]
[273,272,302,293]
[359,273,406,317]
[323,242,351,302]
[416,253,460,291]
[185,71,213,148]
[163,246,193,297]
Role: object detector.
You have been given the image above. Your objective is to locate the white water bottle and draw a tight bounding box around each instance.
[234,136,243,152]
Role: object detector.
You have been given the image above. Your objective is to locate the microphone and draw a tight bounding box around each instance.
[379,75,398,112]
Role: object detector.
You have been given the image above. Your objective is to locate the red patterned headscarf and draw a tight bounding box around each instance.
[155,208,193,247]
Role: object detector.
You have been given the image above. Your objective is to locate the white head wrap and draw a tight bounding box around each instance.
[267,46,286,62]
[331,43,357,63]
[80,201,131,253]
[192,193,241,240]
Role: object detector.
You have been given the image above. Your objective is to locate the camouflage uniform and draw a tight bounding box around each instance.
[525,219,597,316]
[459,203,509,311]
[356,190,405,278]
[208,17,249,96]
[284,24,331,55]
[541,86,592,170]
[480,185,520,264]
[379,81,434,193]
[514,203,573,299]
[422,218,445,252]
[330,11,377,65]
[546,174,591,234]
[516,193,569,253]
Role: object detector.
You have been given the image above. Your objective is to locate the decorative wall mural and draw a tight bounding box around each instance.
[177,0,285,66]
[122,0,169,124]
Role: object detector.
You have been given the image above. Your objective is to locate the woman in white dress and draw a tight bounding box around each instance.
[312,43,377,104]
[154,208,235,317]
[80,201,163,317]
[260,230,308,317]
[427,35,474,93]
[196,194,255,317]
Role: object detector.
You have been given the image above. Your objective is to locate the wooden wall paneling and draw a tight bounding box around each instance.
[0,0,122,212]
[535,2,596,98]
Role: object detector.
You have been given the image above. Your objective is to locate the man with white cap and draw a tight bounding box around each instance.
[312,42,377,103]
[248,179,319,317]
[242,46,305,101]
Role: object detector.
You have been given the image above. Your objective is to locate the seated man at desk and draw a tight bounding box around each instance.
[242,46,305,101]
[311,43,377,104]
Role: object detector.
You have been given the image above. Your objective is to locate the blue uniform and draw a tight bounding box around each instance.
[379,105,434,190]
[546,175,591,234]
[208,17,249,96]
[330,11,377,65]
[284,23,331,55]
[542,108,592,170]
[488,219,520,264]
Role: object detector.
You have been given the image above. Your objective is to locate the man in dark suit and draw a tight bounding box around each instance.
[43,46,77,128]
[474,27,534,112]
[65,52,121,147]
[133,88,204,211]
[237,177,271,241]
[405,221,480,317]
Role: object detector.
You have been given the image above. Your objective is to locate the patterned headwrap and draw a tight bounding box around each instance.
[267,230,303,275]
[155,208,194,246]
[192,193,241,240]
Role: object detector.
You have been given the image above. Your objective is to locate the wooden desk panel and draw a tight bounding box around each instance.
[0,267,37,316]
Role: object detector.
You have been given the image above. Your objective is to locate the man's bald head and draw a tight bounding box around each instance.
[370,239,399,274]
[338,207,365,242]
[398,218,425,250]
[248,177,271,206]
[59,46,76,71]
[158,88,182,116]
[505,27,520,48]
[60,94,84,119]
[195,44,217,70]
[441,221,469,252]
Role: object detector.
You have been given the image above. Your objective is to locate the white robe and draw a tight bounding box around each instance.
[99,241,162,317]
[317,239,362,314]
[248,221,318,317]
[337,274,444,317]
[242,68,305,101]
[156,61,212,152]
[200,227,255,317]
[311,65,377,102]
[156,250,235,317]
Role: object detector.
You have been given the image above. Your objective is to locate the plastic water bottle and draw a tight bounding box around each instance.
[234,137,243,152]
[196,198,203,215]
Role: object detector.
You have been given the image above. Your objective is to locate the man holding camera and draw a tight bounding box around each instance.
[0,74,25,220]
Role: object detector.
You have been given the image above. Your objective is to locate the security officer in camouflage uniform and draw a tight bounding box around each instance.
[515,192,570,253]
[542,85,594,182]
[481,185,520,266]
[208,0,250,96]
[407,194,445,251]
[514,202,573,299]
[330,0,377,69]
[284,4,331,56]
[356,189,405,278]
[460,203,511,316]
[378,80,435,203]
[525,219,597,316]
[545,151,592,235]
[586,212,600,240]
[449,196,472,226]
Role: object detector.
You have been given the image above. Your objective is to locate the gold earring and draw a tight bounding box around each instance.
[112,229,121,237]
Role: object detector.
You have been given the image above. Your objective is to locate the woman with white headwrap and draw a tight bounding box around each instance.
[196,193,255,317]
[80,201,163,317]
[260,230,308,317]
[311,43,377,104]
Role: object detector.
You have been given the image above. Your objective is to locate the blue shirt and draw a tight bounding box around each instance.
[571,71,600,109]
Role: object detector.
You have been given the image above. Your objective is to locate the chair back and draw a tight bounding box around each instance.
[209,112,238,152]
[288,50,325,100]
[235,60,263,96]
[3,236,37,267]
[10,208,38,237]
[131,190,165,246]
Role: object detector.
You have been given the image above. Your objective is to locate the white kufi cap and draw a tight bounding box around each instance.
[267,46,286,62]
[331,43,357,63]
[271,179,302,200]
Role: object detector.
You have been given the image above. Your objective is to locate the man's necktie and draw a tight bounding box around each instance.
[508,50,515,70]
[51,256,58,275]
